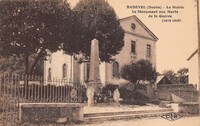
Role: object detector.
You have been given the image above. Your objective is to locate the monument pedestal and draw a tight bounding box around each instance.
[87,80,102,106]
[86,86,94,106]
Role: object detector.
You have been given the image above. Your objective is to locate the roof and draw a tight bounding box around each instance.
[156,75,172,84]
[187,49,198,61]
[119,15,159,41]
[155,75,165,84]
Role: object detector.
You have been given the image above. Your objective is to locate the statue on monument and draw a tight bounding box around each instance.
[113,88,123,103]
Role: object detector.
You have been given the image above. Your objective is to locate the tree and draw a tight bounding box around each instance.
[0,56,24,75]
[120,60,157,88]
[71,0,125,62]
[162,70,178,83]
[162,68,189,84]
[0,54,43,76]
[177,67,188,84]
[177,67,188,76]
[0,0,75,75]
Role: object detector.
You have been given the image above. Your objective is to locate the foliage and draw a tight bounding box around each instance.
[120,59,157,87]
[0,0,125,75]
[162,67,188,84]
[118,84,149,105]
[92,84,118,103]
[72,0,125,62]
[120,60,156,104]
[162,69,178,83]
[0,56,24,75]
[102,84,118,94]
[177,67,188,75]
[0,0,75,75]
[177,67,189,84]
[0,54,43,75]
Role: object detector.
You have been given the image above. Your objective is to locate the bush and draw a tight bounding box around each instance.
[93,84,118,103]
[120,60,156,85]
[118,83,149,105]
[102,84,118,94]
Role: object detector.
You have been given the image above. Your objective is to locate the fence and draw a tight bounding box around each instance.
[0,74,87,124]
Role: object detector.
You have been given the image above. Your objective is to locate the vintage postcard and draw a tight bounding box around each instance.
[0,0,200,126]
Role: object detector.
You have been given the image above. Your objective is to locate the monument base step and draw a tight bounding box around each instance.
[84,108,173,122]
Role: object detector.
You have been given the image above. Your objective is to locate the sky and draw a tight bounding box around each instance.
[68,0,198,73]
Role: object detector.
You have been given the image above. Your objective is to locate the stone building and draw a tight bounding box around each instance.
[44,15,158,86]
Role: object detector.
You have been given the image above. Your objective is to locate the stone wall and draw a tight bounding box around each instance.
[19,103,84,124]
[156,84,198,102]
[178,102,199,115]
[170,102,199,115]
[136,84,156,99]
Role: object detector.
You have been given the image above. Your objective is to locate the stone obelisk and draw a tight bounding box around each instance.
[87,38,101,106]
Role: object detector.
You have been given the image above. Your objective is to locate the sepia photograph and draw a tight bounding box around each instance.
[0,0,200,125]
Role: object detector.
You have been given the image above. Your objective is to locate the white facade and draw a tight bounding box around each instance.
[44,15,158,86]
[187,49,199,90]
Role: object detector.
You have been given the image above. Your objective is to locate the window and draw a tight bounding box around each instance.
[48,68,52,81]
[62,64,67,78]
[84,63,90,81]
[131,41,136,54]
[147,44,151,57]
[86,63,90,80]
[112,62,119,78]
[131,23,136,30]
